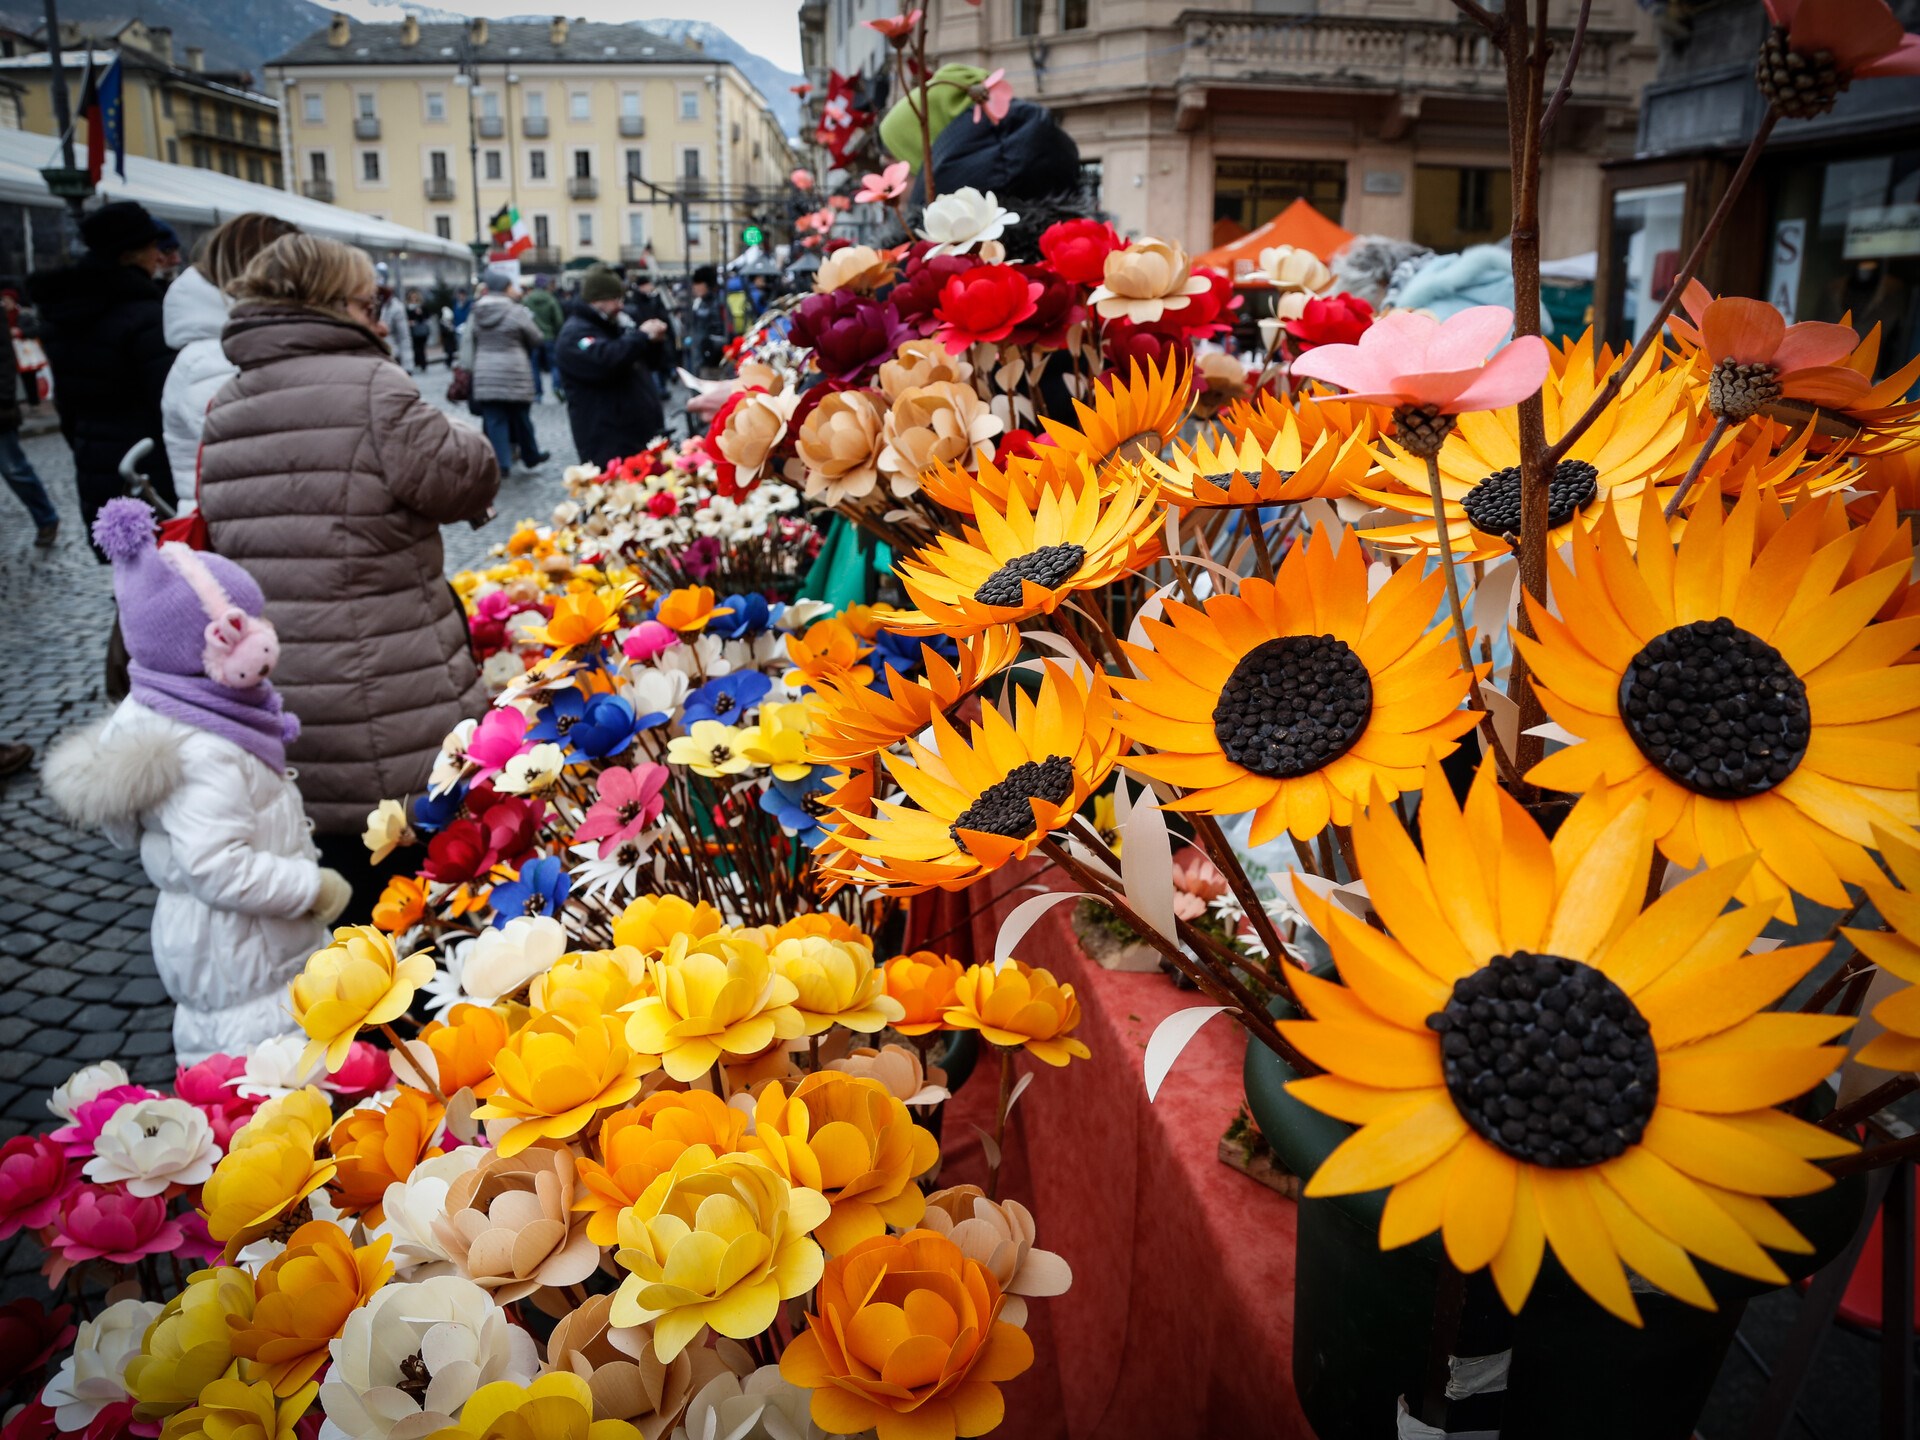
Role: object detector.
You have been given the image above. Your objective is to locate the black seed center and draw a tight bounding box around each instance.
[950,755,1075,851]
[713,692,736,715]
[1211,635,1372,779]
[1618,617,1809,799]
[1428,951,1657,1169]
[397,1352,432,1402]
[1460,460,1598,539]
[972,544,1087,609]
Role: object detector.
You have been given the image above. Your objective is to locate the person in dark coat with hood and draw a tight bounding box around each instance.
[556,266,669,468]
[29,200,177,556]
[624,270,677,394]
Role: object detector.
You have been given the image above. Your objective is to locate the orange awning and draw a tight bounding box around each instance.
[1196,197,1356,282]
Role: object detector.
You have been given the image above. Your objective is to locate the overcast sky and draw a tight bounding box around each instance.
[333,1,805,73]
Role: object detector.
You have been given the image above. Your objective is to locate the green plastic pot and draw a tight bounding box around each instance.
[1245,1035,1866,1440]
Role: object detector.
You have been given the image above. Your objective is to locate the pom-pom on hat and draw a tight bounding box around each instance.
[92,498,280,689]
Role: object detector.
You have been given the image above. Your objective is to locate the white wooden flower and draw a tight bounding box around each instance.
[41,1299,162,1430]
[917,187,1018,258]
[83,1096,219,1196]
[47,1061,130,1121]
[460,915,567,1006]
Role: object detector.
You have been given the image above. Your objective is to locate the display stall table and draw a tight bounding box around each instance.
[922,868,1313,1440]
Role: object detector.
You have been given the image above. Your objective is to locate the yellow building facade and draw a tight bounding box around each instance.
[269,15,794,271]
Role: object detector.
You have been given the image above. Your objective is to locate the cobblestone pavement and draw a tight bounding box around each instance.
[0,388,580,1140]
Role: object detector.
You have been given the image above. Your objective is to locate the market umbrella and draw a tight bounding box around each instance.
[1195,197,1356,280]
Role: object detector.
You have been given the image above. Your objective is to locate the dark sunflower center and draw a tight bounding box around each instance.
[262,1197,313,1244]
[1460,460,1599,538]
[949,754,1075,851]
[1428,951,1657,1169]
[1618,617,1810,799]
[972,545,1087,608]
[1211,635,1372,779]
[397,1352,432,1402]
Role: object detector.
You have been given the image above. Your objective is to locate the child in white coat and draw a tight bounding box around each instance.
[46,499,348,1063]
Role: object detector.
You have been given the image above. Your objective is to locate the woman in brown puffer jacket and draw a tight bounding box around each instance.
[198,234,499,904]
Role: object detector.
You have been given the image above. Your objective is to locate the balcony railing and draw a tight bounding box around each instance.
[302,178,334,202]
[353,116,380,139]
[424,175,456,201]
[523,115,549,138]
[1176,13,1636,105]
[568,175,598,199]
[619,114,645,137]
[477,115,503,138]
[523,246,562,270]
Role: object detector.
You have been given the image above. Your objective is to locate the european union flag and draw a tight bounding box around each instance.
[78,56,125,184]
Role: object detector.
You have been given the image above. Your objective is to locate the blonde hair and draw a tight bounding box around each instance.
[195,213,300,294]
[230,233,377,322]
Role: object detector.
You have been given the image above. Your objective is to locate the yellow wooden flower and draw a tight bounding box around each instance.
[419,1372,639,1440]
[883,952,968,1036]
[1521,487,1920,918]
[472,1012,656,1156]
[572,1090,752,1247]
[1038,353,1190,468]
[227,1087,334,1152]
[769,934,904,1035]
[1848,825,1920,1072]
[611,895,723,956]
[125,1266,256,1423]
[290,926,437,1073]
[737,701,816,781]
[527,947,651,1025]
[1282,758,1855,1326]
[624,931,806,1083]
[802,626,1022,768]
[609,1147,830,1362]
[326,1088,445,1222]
[744,1073,940,1254]
[540,589,622,650]
[229,1221,394,1396]
[201,1132,337,1260]
[1148,392,1378,509]
[945,960,1091,1067]
[157,1376,316,1440]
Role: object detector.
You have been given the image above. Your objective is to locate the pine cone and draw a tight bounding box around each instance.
[1756,27,1844,119]
[1392,404,1456,459]
[1708,359,1783,422]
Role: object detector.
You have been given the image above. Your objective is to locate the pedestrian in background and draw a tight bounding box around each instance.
[379,285,409,365]
[523,272,564,401]
[0,325,58,547]
[557,264,669,468]
[464,270,548,473]
[197,233,499,912]
[29,199,177,554]
[160,212,300,511]
[684,263,728,376]
[405,288,432,370]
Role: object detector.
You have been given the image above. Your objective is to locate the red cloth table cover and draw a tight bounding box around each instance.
[917,869,1314,1440]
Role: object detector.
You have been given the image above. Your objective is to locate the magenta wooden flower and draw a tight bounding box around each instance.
[575,764,670,858]
[44,1186,184,1285]
[0,1136,70,1240]
[1289,305,1550,415]
[46,1085,158,1159]
[1766,0,1920,79]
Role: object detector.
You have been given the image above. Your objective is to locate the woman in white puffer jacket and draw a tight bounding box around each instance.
[160,214,297,508]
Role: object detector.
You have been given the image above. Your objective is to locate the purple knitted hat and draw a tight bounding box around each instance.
[92,499,270,679]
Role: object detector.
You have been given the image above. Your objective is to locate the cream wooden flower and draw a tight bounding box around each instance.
[920,1184,1073,1327]
[459,915,566,1006]
[715,390,800,483]
[917,187,1018,257]
[548,1293,734,1438]
[430,1148,600,1307]
[877,382,1003,498]
[1089,238,1211,323]
[813,245,897,296]
[1258,243,1335,319]
[876,339,973,402]
[84,1096,220,1197]
[795,390,888,505]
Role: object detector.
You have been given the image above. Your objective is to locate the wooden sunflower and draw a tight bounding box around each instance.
[803,625,1024,766]
[1283,760,1854,1327]
[1145,394,1378,509]
[1357,335,1699,560]
[1112,525,1479,842]
[887,464,1163,637]
[917,445,1093,515]
[1520,487,1920,919]
[1846,824,1920,1073]
[832,662,1120,893]
[1038,354,1192,469]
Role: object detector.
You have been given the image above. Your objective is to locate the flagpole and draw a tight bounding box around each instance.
[39,0,92,223]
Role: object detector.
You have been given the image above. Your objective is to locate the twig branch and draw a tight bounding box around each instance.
[1538,0,1593,137]
[1449,0,1505,35]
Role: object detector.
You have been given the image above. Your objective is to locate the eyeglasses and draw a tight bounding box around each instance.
[346,294,380,320]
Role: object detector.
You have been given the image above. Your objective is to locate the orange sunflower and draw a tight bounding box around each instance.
[804,625,1023,767]
[1038,354,1192,469]
[1282,759,1854,1326]
[1520,486,1920,919]
[1113,524,1479,842]
[1146,390,1379,509]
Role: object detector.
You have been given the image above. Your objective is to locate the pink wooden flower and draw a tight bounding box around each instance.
[1669,280,1870,406]
[466,706,530,782]
[622,618,680,662]
[43,1186,183,1285]
[857,161,913,205]
[575,764,670,858]
[791,167,815,191]
[0,1136,70,1239]
[45,1086,157,1159]
[171,1054,259,1148]
[973,69,1014,124]
[320,1039,393,1099]
[1766,0,1920,78]
[1289,305,1550,414]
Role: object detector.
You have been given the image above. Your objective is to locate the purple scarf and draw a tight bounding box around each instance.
[128,663,301,774]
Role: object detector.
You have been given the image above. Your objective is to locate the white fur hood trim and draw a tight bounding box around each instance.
[43,711,186,830]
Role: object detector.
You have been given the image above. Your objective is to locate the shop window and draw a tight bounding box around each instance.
[1604,181,1686,349]
[1775,148,1920,368]
[1412,164,1511,253]
[1213,157,1346,232]
[1078,159,1102,212]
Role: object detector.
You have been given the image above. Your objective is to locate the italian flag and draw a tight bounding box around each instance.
[489,205,533,258]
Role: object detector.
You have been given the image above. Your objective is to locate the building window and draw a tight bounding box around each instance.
[480,90,500,120]
[1212,156,1347,232]
[272,162,282,187]
[627,211,645,247]
[621,90,641,118]
[191,142,209,168]
[573,149,592,178]
[220,152,238,177]
[434,215,453,239]
[242,112,259,143]
[1016,0,1042,37]
[1412,164,1510,253]
[165,138,178,164]
[525,90,546,118]
[1060,0,1088,29]
[160,90,172,118]
[356,92,376,120]
[569,90,590,121]
[679,89,698,120]
[302,91,322,124]
[682,147,700,179]
[310,151,328,179]
[533,214,551,247]
[624,148,643,179]
[246,156,263,182]
[484,149,503,181]
[425,90,446,122]
[429,150,450,181]
[215,102,234,138]
[191,96,203,128]
[577,212,593,246]
[361,149,381,183]
[529,149,548,180]
[1077,159,1102,212]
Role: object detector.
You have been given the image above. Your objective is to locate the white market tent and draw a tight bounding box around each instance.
[0,120,470,273]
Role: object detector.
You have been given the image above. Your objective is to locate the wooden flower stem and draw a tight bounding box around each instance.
[987,1045,1015,1201]
[1826,1130,1920,1179]
[1423,454,1522,789]
[380,1022,448,1106]
[1663,415,1730,519]
[1823,1075,1920,1135]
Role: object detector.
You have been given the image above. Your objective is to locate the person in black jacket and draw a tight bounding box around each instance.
[29,201,176,557]
[624,270,677,395]
[556,266,668,468]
